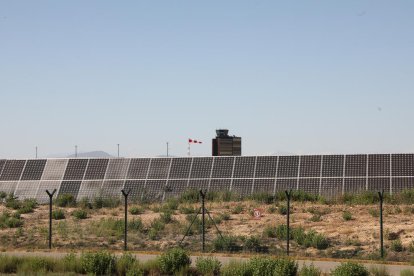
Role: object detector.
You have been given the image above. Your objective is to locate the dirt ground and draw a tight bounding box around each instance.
[1,200,414,262]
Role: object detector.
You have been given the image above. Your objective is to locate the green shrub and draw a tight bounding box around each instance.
[249,257,298,276]
[267,205,277,214]
[179,205,197,214]
[16,256,56,274]
[391,239,404,252]
[221,261,252,276]
[250,192,275,204]
[5,194,21,209]
[148,228,158,240]
[6,217,23,228]
[220,212,231,221]
[278,205,288,215]
[0,212,23,228]
[195,257,221,276]
[275,224,290,240]
[78,197,93,209]
[62,253,83,274]
[0,191,6,199]
[93,196,120,209]
[309,214,321,222]
[128,218,143,232]
[244,236,262,252]
[0,254,21,273]
[162,198,179,211]
[72,209,87,219]
[56,194,76,207]
[299,263,321,276]
[331,262,369,276]
[264,225,277,238]
[116,253,138,276]
[80,251,116,275]
[18,199,37,214]
[401,269,414,276]
[129,206,143,215]
[157,248,191,275]
[213,235,241,252]
[180,189,200,203]
[342,211,353,221]
[232,204,244,214]
[160,211,174,224]
[52,209,65,220]
[312,233,329,250]
[369,208,380,218]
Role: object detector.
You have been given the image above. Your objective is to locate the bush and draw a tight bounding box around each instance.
[116,253,138,276]
[16,256,56,274]
[93,197,120,209]
[249,257,298,276]
[195,257,221,276]
[62,253,83,274]
[232,204,244,214]
[391,239,404,252]
[264,225,277,238]
[180,189,200,203]
[80,251,116,275]
[244,236,262,252]
[275,224,290,240]
[213,235,241,252]
[278,205,288,215]
[369,208,379,217]
[5,194,21,209]
[160,211,174,224]
[52,209,65,220]
[299,263,321,276]
[18,199,37,214]
[331,262,369,276]
[401,269,414,276]
[72,209,87,219]
[128,218,144,232]
[129,206,143,215]
[0,212,23,228]
[56,194,76,207]
[342,211,353,221]
[157,248,191,274]
[312,233,329,250]
[221,261,252,276]
[162,198,179,211]
[250,192,275,204]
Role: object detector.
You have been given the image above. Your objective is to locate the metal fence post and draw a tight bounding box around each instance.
[378,190,384,259]
[121,189,131,251]
[285,189,292,256]
[46,189,57,249]
[200,190,206,252]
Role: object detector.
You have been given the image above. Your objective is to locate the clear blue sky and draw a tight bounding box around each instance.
[1,1,413,158]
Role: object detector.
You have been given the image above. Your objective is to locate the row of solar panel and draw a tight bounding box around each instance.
[0,154,414,182]
[2,177,414,203]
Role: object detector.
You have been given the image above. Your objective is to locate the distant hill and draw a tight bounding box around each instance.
[66,151,114,158]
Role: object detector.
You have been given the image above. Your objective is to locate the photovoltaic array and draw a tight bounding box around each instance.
[0,154,413,203]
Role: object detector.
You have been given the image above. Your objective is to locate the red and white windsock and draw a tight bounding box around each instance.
[188,138,202,144]
[188,138,202,156]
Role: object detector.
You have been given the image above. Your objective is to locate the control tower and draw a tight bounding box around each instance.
[212,129,241,156]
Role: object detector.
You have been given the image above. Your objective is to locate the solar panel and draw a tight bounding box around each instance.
[165,180,188,199]
[59,181,82,198]
[190,157,213,178]
[231,179,253,197]
[147,158,171,179]
[169,158,192,179]
[322,155,344,177]
[63,159,88,180]
[392,177,414,193]
[255,156,278,178]
[143,180,166,201]
[345,155,367,177]
[84,159,109,180]
[320,178,342,198]
[77,180,103,201]
[127,158,150,179]
[101,180,124,199]
[368,178,390,193]
[209,179,231,192]
[299,155,321,177]
[392,154,414,176]
[277,156,299,178]
[298,178,320,195]
[0,160,26,181]
[36,181,62,203]
[41,159,68,180]
[188,179,209,191]
[124,180,146,201]
[343,178,366,194]
[14,181,40,200]
[0,160,7,176]
[233,157,255,178]
[275,179,297,193]
[0,181,18,195]
[105,159,130,180]
[368,154,390,177]
[211,157,234,178]
[252,179,275,194]
[21,159,47,181]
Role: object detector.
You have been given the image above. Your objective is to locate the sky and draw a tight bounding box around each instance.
[1,1,413,158]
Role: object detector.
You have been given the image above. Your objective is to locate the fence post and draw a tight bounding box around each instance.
[200,190,206,252]
[46,189,57,249]
[285,189,292,256]
[121,189,131,251]
[378,190,384,259]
